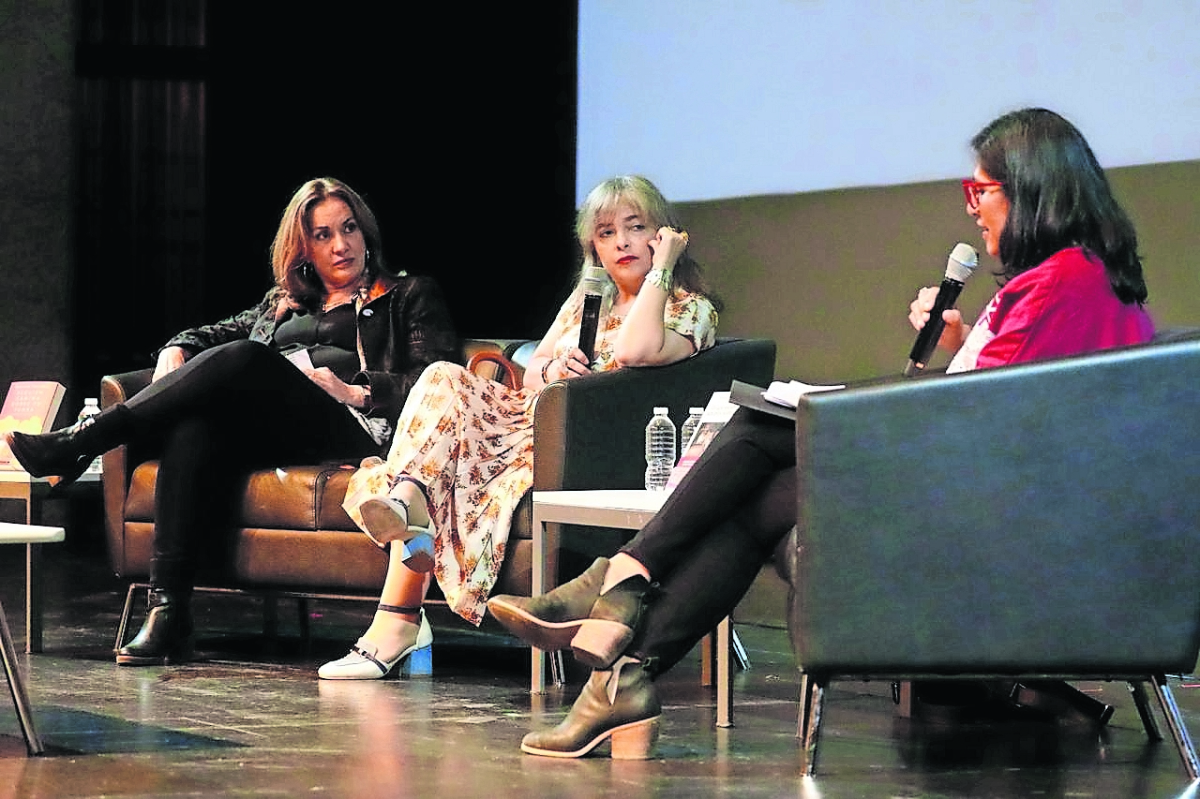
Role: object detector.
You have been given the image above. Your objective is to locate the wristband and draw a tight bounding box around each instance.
[645,267,672,291]
[541,358,555,384]
[360,384,372,408]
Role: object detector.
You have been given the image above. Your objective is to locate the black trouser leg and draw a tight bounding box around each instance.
[628,466,796,674]
[125,340,369,442]
[149,417,247,589]
[623,407,795,578]
[135,340,379,590]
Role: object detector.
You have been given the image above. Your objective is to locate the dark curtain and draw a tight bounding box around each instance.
[73,1,577,394]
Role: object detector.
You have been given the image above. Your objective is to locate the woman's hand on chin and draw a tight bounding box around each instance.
[647,226,688,272]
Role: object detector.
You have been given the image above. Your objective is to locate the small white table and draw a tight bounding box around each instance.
[530,489,736,727]
[0,470,89,652]
[0,522,62,756]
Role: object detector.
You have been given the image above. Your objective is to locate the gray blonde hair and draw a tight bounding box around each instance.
[573,175,718,308]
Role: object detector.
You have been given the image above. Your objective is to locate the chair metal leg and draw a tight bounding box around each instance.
[549,651,566,687]
[262,595,279,639]
[297,598,312,653]
[1129,680,1162,741]
[730,627,750,671]
[113,582,143,652]
[798,674,825,777]
[1150,674,1200,780]
[1013,679,1114,725]
[0,600,45,755]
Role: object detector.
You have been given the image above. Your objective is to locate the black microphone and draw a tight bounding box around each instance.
[904,242,979,377]
[578,266,606,363]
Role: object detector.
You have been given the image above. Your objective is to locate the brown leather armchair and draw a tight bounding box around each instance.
[99,337,777,645]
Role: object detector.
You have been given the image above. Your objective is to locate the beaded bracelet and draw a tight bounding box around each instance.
[645,267,672,291]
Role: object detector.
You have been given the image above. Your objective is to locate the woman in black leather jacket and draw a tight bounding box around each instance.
[6,177,459,665]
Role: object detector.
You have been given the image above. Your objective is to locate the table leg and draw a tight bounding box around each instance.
[716,616,733,727]
[18,483,45,655]
[25,543,43,654]
[0,599,45,755]
[530,506,556,695]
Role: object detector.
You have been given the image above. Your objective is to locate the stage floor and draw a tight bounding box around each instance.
[2,545,1198,799]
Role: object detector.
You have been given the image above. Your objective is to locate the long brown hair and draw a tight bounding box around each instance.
[269,177,394,309]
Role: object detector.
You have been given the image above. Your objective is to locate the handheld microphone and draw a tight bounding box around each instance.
[578,266,606,363]
[904,243,979,377]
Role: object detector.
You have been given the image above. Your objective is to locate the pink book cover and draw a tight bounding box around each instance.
[0,381,67,469]
[665,392,737,492]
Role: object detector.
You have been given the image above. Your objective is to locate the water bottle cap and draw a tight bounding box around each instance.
[689,407,704,414]
[85,398,99,405]
[653,407,669,415]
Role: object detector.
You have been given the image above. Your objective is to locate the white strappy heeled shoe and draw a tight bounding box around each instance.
[318,605,433,680]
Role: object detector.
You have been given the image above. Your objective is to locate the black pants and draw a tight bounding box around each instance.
[622,407,796,674]
[122,340,379,589]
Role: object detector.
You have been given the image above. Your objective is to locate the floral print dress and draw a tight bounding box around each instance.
[343,287,719,624]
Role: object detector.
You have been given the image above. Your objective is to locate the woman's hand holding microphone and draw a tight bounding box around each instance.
[541,348,590,385]
[908,285,969,354]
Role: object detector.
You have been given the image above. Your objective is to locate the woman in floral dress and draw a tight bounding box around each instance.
[319,175,721,679]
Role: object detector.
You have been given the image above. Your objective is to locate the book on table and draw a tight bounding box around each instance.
[0,381,67,471]
[665,391,738,492]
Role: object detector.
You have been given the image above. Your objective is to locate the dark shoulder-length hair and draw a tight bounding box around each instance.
[972,107,1147,304]
[574,175,723,312]
[269,177,400,310]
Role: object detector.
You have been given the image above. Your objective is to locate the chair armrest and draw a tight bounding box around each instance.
[467,352,523,390]
[99,369,153,576]
[533,338,776,491]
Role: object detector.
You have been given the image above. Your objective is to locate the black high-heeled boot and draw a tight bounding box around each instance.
[116,588,195,666]
[7,403,132,487]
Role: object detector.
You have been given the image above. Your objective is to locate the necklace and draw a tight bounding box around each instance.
[322,284,367,312]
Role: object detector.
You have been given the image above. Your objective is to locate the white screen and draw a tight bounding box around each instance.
[578,0,1200,203]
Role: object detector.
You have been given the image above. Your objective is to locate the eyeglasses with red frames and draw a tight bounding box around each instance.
[962,179,1004,209]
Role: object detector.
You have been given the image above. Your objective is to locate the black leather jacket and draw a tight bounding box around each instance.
[161,274,460,422]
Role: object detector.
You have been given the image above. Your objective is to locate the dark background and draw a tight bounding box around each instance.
[68,1,579,395]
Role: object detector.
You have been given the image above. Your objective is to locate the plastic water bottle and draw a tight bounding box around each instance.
[644,407,676,491]
[680,406,704,450]
[78,398,103,475]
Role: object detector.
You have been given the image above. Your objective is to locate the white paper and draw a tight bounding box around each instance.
[761,379,844,409]
[285,348,314,371]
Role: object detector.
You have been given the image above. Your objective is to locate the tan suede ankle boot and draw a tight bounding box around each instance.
[521,656,661,760]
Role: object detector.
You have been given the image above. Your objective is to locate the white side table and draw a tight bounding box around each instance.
[529,489,737,727]
[0,472,84,652]
[0,522,62,756]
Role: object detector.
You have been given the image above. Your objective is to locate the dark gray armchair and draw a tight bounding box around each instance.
[781,333,1200,777]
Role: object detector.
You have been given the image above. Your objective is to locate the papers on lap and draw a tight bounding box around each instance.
[0,381,67,470]
[285,348,314,371]
[761,379,844,409]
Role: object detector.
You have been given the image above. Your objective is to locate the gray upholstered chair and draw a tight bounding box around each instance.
[779,333,1200,777]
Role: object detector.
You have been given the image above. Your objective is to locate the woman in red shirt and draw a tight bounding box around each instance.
[489,108,1153,760]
